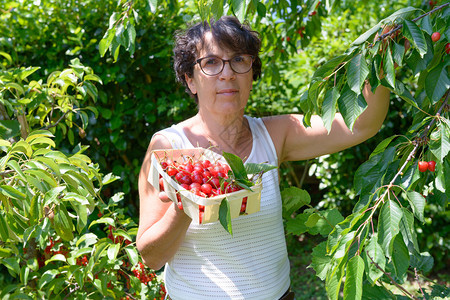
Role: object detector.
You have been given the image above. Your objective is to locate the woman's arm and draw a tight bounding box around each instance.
[265,82,390,163]
[136,135,192,270]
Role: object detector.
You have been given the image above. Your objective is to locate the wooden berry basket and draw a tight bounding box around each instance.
[147,148,262,224]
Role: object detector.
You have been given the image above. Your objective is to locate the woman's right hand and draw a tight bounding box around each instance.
[135,134,192,270]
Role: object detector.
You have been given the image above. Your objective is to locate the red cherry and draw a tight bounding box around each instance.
[418,161,429,172]
[309,11,317,16]
[428,160,436,172]
[167,166,177,176]
[286,36,291,42]
[445,43,450,54]
[431,32,441,42]
[201,183,212,195]
[177,200,183,210]
[199,211,204,224]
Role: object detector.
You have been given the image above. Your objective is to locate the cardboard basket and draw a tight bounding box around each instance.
[147,148,262,224]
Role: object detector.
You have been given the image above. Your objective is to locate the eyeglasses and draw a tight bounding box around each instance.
[194,55,254,76]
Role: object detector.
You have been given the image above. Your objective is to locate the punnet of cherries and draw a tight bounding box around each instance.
[159,152,276,227]
[158,157,249,223]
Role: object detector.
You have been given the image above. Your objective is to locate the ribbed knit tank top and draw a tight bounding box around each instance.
[153,116,290,299]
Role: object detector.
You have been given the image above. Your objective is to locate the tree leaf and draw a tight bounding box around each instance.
[347,54,369,95]
[402,20,427,57]
[308,208,344,236]
[53,204,74,242]
[211,0,224,20]
[219,198,232,235]
[363,235,385,285]
[285,212,311,235]
[399,208,420,253]
[281,187,311,219]
[222,151,247,182]
[322,87,340,133]
[148,0,158,13]
[392,233,410,278]
[377,199,403,255]
[383,43,395,89]
[406,191,425,223]
[425,62,450,104]
[231,0,247,22]
[430,122,450,163]
[337,85,368,131]
[309,241,331,281]
[343,255,364,300]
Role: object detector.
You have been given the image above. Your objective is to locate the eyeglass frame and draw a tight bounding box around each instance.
[193,54,255,76]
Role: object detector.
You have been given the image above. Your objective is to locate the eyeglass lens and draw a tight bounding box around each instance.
[199,55,253,75]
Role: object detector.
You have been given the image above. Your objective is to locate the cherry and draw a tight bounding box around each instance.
[428,160,436,172]
[309,11,317,16]
[431,32,441,42]
[201,183,212,195]
[418,161,429,172]
[445,43,450,54]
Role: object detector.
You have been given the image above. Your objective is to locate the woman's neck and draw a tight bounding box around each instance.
[195,112,252,158]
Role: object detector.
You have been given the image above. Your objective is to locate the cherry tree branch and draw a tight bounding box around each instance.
[377,3,450,41]
[366,252,419,300]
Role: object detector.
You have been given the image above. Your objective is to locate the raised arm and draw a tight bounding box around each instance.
[265,82,390,163]
[136,135,192,270]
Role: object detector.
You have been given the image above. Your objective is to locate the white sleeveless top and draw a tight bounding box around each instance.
[154,116,290,299]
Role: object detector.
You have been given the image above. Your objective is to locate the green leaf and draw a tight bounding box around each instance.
[322,87,340,133]
[347,54,369,95]
[107,243,120,261]
[38,269,60,290]
[125,22,136,55]
[219,198,232,235]
[392,41,405,67]
[430,122,450,162]
[89,217,115,229]
[211,0,224,20]
[125,247,139,267]
[285,212,311,235]
[402,20,427,57]
[222,151,247,181]
[281,187,311,219]
[399,208,420,253]
[0,120,21,140]
[53,204,74,241]
[343,255,364,300]
[425,62,450,104]
[363,235,385,285]
[370,135,400,158]
[419,15,433,35]
[0,185,26,201]
[406,191,425,223]
[383,43,395,89]
[377,200,403,255]
[305,213,321,227]
[391,233,410,278]
[0,211,10,242]
[308,208,344,236]
[309,241,331,281]
[244,162,277,175]
[231,0,247,22]
[313,55,347,79]
[351,22,381,46]
[337,85,368,131]
[148,0,158,13]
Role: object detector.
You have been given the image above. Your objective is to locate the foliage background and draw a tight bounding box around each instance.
[0,0,448,298]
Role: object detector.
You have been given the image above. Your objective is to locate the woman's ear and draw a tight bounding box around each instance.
[185,73,197,95]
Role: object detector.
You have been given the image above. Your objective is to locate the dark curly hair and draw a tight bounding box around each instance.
[173,16,262,101]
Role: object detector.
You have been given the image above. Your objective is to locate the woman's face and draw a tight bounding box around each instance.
[185,32,254,116]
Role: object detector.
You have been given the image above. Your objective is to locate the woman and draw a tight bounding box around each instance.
[137,16,390,299]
